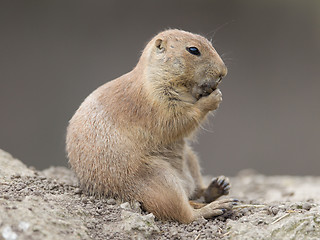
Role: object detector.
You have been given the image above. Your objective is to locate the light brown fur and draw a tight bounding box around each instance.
[66,29,234,223]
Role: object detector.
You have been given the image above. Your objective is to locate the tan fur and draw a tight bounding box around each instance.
[66,29,232,223]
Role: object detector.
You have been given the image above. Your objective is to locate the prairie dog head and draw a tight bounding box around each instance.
[141,29,227,103]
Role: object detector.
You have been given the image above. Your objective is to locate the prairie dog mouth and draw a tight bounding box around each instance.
[192,77,222,100]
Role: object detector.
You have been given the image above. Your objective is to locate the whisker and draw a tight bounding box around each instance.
[206,20,236,43]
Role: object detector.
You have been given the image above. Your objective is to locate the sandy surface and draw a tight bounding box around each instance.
[0,149,319,240]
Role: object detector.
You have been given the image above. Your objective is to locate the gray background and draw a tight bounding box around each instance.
[1,0,319,176]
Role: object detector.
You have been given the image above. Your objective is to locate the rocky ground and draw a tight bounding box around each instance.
[0,148,319,240]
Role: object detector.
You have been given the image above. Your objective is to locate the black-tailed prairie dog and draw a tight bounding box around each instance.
[66,29,237,223]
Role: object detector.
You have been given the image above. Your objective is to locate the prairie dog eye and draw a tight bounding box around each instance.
[186,47,201,56]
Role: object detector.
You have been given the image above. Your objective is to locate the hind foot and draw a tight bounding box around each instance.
[193,198,238,219]
[204,175,230,203]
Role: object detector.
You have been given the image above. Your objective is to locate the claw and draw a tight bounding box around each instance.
[224,186,230,191]
[211,177,217,183]
[222,182,229,188]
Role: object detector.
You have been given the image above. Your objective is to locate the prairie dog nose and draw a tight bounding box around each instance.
[219,65,228,78]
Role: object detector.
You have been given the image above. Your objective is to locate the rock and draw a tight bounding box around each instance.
[41,166,78,186]
[0,149,34,180]
[121,210,160,237]
[1,225,17,240]
[107,198,116,205]
[1,148,320,240]
[120,202,131,210]
[302,202,312,211]
[225,206,320,239]
[120,201,141,212]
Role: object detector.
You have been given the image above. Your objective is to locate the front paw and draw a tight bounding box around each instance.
[195,89,222,112]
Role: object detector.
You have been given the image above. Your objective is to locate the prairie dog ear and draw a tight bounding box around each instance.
[155,38,166,53]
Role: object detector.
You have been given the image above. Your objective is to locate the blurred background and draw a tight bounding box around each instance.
[0,0,319,176]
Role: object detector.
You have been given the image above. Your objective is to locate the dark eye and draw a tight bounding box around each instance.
[186,47,201,56]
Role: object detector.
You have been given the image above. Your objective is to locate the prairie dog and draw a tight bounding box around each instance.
[66,29,236,223]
